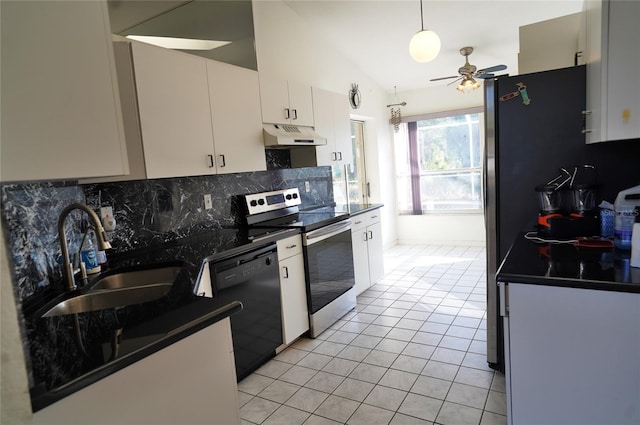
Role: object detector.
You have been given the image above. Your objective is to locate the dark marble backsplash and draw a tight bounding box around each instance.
[1,167,333,303]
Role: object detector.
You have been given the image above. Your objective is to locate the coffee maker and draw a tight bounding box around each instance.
[536,165,600,239]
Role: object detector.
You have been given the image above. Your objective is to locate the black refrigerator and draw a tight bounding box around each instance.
[484,65,588,371]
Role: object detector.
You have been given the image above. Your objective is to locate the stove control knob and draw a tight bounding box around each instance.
[258,199,265,205]
[292,193,298,199]
[250,200,258,207]
[286,194,292,200]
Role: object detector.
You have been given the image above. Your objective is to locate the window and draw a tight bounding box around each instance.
[394,108,483,214]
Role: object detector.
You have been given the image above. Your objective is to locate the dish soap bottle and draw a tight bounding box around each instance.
[80,230,101,274]
[614,185,640,250]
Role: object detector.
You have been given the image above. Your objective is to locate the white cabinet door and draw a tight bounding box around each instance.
[505,283,640,425]
[351,220,371,296]
[1,0,128,182]
[34,318,240,425]
[585,0,640,143]
[287,80,315,127]
[259,75,314,126]
[333,92,353,165]
[366,220,385,285]
[313,87,352,166]
[313,88,338,166]
[605,0,640,142]
[132,42,216,179]
[259,75,292,125]
[207,61,266,174]
[279,254,309,345]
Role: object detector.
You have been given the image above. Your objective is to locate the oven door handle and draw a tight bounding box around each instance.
[304,220,352,246]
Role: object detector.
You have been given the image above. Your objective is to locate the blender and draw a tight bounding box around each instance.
[536,168,570,236]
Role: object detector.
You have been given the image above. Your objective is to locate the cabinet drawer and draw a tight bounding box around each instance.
[350,216,367,232]
[276,234,303,260]
[365,210,381,226]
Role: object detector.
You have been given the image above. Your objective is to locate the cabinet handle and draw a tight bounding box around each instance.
[282,266,289,279]
[338,152,343,161]
[292,109,298,120]
[286,244,297,249]
[370,215,378,219]
[285,108,290,119]
[207,154,214,168]
[363,232,368,241]
[581,110,592,115]
[331,152,337,161]
[368,230,373,240]
[219,154,226,167]
[367,182,371,198]
[354,220,363,225]
[498,281,508,317]
[582,129,592,134]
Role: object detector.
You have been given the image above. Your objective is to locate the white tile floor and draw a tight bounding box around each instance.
[238,244,507,425]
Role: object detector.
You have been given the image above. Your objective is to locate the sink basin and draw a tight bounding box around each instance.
[90,266,183,290]
[40,266,184,318]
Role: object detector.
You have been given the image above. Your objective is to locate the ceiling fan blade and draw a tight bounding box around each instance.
[446,77,463,86]
[477,64,507,74]
[429,75,459,82]
[476,73,495,79]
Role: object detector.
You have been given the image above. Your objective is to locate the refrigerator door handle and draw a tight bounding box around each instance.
[499,281,508,317]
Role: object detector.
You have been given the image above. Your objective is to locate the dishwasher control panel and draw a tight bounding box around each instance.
[245,188,301,215]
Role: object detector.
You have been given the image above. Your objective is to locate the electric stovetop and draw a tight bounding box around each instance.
[250,206,350,233]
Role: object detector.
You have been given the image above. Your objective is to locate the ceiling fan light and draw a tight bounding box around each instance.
[457,76,481,93]
[409,29,441,63]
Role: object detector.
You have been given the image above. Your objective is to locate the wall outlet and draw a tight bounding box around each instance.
[305,181,310,193]
[204,194,213,210]
[99,206,113,220]
[99,206,116,232]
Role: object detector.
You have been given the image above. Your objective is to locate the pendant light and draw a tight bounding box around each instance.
[409,0,441,63]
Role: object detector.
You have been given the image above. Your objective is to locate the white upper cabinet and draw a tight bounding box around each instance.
[100,40,266,181]
[131,42,216,179]
[259,75,314,127]
[312,88,353,166]
[207,60,266,174]
[585,0,640,143]
[0,0,128,182]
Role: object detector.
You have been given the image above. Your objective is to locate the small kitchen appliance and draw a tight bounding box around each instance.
[536,166,599,239]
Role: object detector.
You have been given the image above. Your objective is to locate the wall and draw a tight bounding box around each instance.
[252,0,397,249]
[394,84,487,245]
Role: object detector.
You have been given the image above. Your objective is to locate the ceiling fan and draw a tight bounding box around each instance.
[430,46,507,91]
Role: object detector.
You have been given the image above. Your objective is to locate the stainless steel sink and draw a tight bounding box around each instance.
[41,266,184,318]
[90,266,183,290]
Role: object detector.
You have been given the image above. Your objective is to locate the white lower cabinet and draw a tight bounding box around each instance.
[33,317,240,425]
[351,209,384,295]
[502,282,640,425]
[277,235,309,345]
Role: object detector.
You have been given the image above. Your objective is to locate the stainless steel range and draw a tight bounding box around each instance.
[244,188,356,337]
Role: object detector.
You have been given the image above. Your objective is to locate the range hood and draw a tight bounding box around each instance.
[263,123,327,147]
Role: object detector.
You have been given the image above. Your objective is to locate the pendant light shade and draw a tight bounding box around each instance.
[409,30,441,63]
[409,0,440,63]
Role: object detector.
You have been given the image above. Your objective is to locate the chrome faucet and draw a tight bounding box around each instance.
[58,203,112,291]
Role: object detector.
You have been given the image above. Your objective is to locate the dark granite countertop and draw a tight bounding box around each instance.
[27,226,298,412]
[497,233,640,293]
[345,203,384,216]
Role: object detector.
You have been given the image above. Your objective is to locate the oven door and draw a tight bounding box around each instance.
[303,219,355,315]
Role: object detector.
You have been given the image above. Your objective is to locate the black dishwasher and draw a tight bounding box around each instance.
[210,243,282,381]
